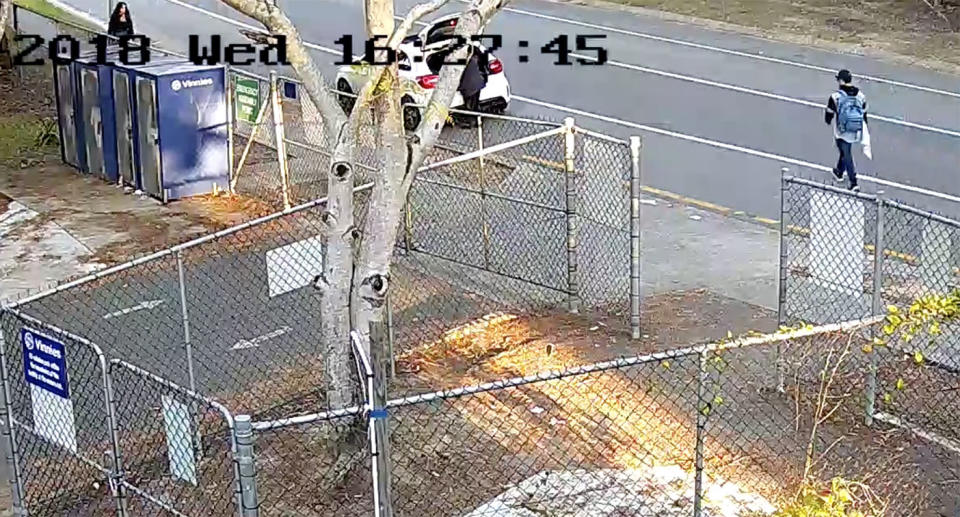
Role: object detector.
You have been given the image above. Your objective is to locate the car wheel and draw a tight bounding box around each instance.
[489,99,508,115]
[401,96,421,131]
[337,79,355,114]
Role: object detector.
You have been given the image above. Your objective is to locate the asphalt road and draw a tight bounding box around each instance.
[27,0,960,220]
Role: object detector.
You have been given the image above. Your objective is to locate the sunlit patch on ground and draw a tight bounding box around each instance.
[465,466,776,516]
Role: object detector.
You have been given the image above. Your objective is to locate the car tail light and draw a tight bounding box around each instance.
[487,58,503,74]
[417,74,439,89]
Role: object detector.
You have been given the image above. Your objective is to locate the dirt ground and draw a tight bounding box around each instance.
[237,305,959,517]
[584,0,960,73]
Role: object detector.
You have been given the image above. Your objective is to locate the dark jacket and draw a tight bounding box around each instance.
[458,52,485,97]
[107,11,134,37]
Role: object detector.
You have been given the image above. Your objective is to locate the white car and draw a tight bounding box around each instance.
[335,14,511,130]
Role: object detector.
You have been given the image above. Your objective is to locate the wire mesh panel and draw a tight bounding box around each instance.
[880,202,960,369]
[407,126,567,292]
[701,327,960,516]
[781,177,878,325]
[174,203,330,413]
[386,356,700,516]
[576,132,632,314]
[14,253,189,384]
[9,196,371,418]
[251,410,375,516]
[109,360,241,517]
[0,311,118,516]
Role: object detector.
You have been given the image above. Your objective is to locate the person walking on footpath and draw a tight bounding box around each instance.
[824,69,868,192]
[107,2,134,38]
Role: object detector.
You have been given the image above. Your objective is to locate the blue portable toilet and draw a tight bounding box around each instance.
[74,50,121,183]
[52,60,81,169]
[111,55,182,189]
[112,60,230,202]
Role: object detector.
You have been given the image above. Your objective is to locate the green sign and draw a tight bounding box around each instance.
[235,78,261,124]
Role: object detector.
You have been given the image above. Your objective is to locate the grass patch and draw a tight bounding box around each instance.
[0,114,58,167]
[597,0,960,70]
[13,0,103,33]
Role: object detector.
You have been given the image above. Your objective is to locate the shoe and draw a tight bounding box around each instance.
[831,168,844,183]
[850,185,860,192]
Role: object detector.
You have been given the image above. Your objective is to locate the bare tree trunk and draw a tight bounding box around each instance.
[220,0,510,416]
[352,5,500,340]
[0,0,13,52]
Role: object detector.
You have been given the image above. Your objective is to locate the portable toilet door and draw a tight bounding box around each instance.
[112,69,136,188]
[78,65,106,178]
[134,75,164,201]
[53,62,80,169]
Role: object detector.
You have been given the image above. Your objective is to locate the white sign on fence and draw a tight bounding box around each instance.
[21,328,78,453]
[162,394,198,486]
[809,190,864,296]
[265,235,324,298]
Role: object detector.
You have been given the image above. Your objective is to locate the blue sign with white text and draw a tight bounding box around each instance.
[21,328,70,399]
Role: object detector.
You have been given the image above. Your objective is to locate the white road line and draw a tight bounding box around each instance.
[514,95,960,205]
[568,53,960,138]
[156,0,960,204]
[103,299,165,319]
[474,1,960,99]
[232,326,292,350]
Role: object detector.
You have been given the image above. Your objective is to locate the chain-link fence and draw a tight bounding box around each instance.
[0,113,644,516]
[7,5,960,515]
[0,310,253,516]
[779,174,960,513]
[158,317,954,517]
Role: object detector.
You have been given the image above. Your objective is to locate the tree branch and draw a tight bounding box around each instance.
[403,0,509,190]
[0,0,12,45]
[219,0,346,137]
[351,0,510,340]
[388,0,451,47]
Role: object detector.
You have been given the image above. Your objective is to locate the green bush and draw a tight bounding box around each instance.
[774,478,883,517]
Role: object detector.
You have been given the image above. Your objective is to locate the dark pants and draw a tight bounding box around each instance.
[835,138,857,188]
[456,91,482,127]
[464,91,481,112]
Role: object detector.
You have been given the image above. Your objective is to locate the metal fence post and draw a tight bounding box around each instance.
[477,114,491,270]
[693,350,708,517]
[563,117,580,313]
[269,71,291,209]
[175,250,203,458]
[370,320,394,517]
[385,294,396,381]
[103,363,128,516]
[402,202,413,255]
[629,136,642,340]
[865,193,885,426]
[11,5,23,82]
[776,167,790,393]
[0,326,26,516]
[234,415,260,517]
[225,66,236,195]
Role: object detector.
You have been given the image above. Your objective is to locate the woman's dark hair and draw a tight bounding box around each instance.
[108,2,134,36]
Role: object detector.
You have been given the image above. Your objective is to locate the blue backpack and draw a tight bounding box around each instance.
[836,90,864,134]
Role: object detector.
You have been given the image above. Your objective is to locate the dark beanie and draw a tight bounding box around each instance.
[836,69,853,83]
